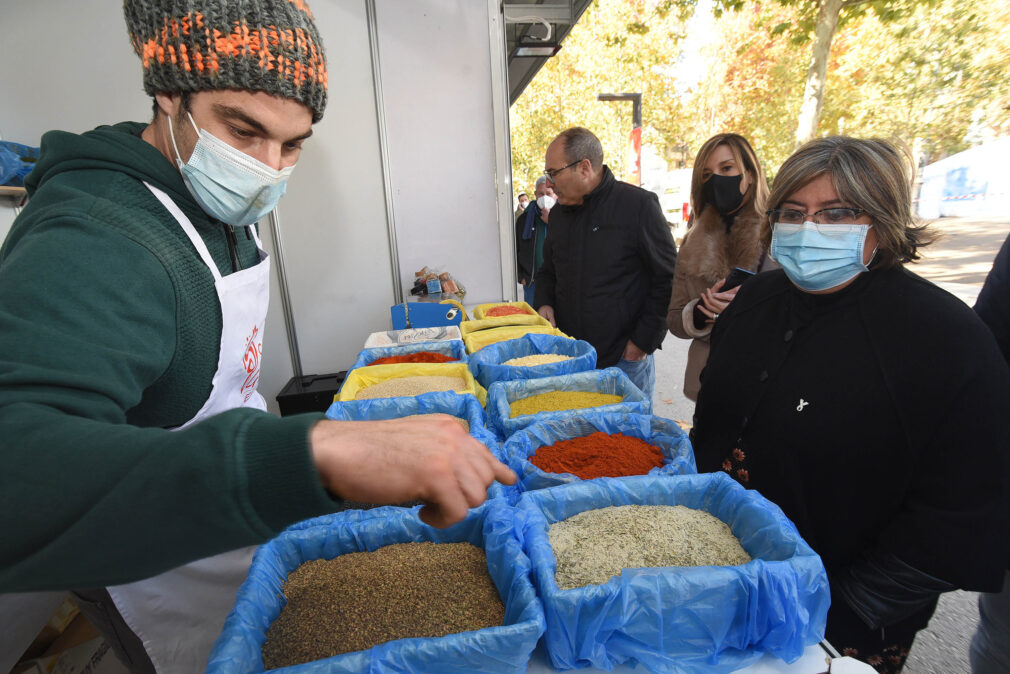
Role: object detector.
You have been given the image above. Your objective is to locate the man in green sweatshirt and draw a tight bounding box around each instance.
[0,1,514,671]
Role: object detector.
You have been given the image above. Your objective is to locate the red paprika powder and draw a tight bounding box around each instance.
[485,305,531,317]
[367,351,457,366]
[529,431,665,479]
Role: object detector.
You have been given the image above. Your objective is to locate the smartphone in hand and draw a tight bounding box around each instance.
[692,267,755,329]
[722,267,756,292]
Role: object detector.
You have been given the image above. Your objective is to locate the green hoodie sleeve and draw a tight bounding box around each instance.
[0,186,340,592]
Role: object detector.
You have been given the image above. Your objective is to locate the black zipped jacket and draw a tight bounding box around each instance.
[534,166,677,367]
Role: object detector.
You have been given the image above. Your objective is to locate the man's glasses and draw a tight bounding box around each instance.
[767,207,868,225]
[544,160,581,181]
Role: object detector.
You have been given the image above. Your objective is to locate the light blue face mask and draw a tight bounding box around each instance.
[771,221,873,292]
[169,113,294,226]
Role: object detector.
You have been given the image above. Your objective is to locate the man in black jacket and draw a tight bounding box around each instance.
[516,175,555,306]
[534,127,677,400]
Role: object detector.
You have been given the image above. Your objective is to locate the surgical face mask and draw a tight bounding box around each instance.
[771,221,873,292]
[536,194,556,210]
[704,173,745,215]
[169,113,293,226]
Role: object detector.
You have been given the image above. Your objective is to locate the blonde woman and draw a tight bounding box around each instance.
[666,133,773,401]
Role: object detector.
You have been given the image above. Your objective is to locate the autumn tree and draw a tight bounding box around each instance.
[713,0,940,146]
[510,0,691,196]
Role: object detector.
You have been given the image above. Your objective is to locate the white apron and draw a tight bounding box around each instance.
[107,183,271,673]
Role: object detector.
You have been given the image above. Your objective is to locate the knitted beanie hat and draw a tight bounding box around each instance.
[124,0,328,121]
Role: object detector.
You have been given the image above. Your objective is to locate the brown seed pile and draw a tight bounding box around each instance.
[397,413,470,432]
[503,354,572,367]
[548,504,752,589]
[261,542,505,669]
[355,375,469,400]
[510,391,622,418]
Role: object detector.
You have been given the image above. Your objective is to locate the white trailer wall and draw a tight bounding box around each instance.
[0,0,514,414]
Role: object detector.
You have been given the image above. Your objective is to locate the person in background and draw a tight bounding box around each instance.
[534,127,677,401]
[690,136,1010,673]
[515,191,530,218]
[515,175,556,305]
[970,232,1010,674]
[0,1,514,671]
[666,133,774,401]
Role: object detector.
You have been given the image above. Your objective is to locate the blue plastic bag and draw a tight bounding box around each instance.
[502,413,696,498]
[0,141,38,187]
[208,500,546,673]
[518,473,829,673]
[487,367,651,440]
[324,391,514,502]
[467,333,597,389]
[347,339,467,372]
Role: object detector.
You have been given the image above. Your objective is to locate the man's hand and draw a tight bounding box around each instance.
[309,416,516,528]
[622,340,646,362]
[538,305,556,327]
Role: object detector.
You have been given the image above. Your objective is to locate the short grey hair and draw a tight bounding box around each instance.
[534,175,548,188]
[556,127,604,170]
[764,136,935,269]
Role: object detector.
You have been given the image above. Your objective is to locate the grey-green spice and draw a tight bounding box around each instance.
[548,504,752,589]
[261,541,504,669]
[355,375,469,400]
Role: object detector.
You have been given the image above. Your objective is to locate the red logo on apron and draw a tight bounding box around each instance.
[241,325,262,402]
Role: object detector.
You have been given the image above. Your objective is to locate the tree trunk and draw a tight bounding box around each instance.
[794,0,844,147]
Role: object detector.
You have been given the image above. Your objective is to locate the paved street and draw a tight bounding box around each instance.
[652,216,1010,673]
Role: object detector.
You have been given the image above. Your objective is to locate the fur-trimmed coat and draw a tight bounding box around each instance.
[666,202,773,400]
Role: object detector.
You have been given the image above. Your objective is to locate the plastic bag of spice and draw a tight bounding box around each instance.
[324,391,514,503]
[207,500,546,673]
[348,339,467,371]
[487,367,650,440]
[517,473,829,673]
[467,333,597,389]
[336,362,487,405]
[502,413,695,497]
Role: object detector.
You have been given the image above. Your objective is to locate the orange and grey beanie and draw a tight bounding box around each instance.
[124,0,328,121]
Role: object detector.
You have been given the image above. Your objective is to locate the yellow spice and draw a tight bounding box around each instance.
[510,391,623,418]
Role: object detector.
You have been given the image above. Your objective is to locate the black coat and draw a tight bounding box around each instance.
[692,267,1010,612]
[515,204,546,285]
[975,232,1010,364]
[534,166,677,368]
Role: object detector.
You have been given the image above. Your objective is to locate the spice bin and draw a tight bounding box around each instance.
[502,413,695,499]
[207,500,546,673]
[468,333,597,389]
[517,473,829,673]
[471,300,538,320]
[325,391,514,502]
[462,324,568,354]
[347,339,467,371]
[335,362,486,405]
[487,367,650,439]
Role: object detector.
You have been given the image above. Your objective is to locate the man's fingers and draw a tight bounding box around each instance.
[490,456,517,485]
[418,479,470,528]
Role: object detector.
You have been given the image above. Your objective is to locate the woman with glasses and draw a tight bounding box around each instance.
[666,133,773,401]
[690,136,1010,673]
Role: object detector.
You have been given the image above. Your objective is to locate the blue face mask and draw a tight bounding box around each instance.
[771,221,873,292]
[169,113,294,226]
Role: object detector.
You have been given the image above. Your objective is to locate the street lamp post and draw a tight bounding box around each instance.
[597,92,643,186]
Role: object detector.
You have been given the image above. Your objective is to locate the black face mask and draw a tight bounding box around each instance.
[704,173,745,216]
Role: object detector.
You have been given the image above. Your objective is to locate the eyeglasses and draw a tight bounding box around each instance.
[766,207,868,225]
[543,159,581,181]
